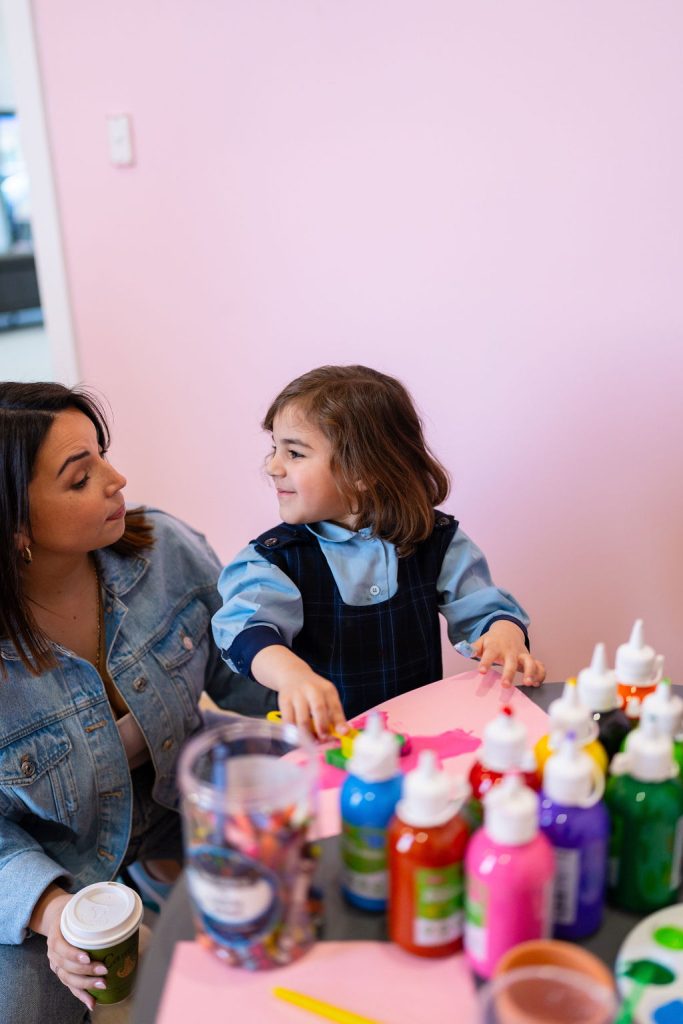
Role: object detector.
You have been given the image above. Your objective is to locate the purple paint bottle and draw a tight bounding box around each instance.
[540,731,609,939]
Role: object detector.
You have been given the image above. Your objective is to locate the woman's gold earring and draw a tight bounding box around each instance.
[22,546,32,565]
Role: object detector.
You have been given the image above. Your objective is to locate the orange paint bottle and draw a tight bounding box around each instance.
[388,751,469,957]
[615,619,664,709]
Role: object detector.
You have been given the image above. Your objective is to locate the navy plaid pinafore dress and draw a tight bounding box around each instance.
[252,513,458,719]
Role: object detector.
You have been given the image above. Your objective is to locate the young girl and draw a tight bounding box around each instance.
[213,365,545,738]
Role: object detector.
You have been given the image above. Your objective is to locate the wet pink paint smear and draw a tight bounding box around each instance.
[318,718,481,790]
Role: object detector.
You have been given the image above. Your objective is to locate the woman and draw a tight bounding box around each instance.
[0,382,260,1023]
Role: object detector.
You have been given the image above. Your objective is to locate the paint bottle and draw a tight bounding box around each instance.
[388,751,469,956]
[464,774,555,979]
[467,706,540,828]
[606,716,683,913]
[539,732,609,939]
[534,678,608,776]
[340,712,403,911]
[577,642,632,762]
[639,681,683,774]
[625,695,642,728]
[615,619,664,708]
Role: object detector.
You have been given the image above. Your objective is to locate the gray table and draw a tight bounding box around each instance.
[130,683,644,1023]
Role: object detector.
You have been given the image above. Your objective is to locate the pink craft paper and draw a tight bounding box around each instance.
[312,670,553,839]
[156,940,477,1024]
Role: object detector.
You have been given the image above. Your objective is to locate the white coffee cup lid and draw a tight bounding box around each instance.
[60,882,143,949]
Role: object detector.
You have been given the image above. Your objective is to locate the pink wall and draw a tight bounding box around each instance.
[31,1,683,682]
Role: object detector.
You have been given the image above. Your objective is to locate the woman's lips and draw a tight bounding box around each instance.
[107,504,126,521]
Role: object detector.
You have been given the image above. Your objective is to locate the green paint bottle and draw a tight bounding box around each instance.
[642,680,683,775]
[606,714,683,913]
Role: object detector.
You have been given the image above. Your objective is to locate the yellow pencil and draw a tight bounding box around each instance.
[272,986,384,1024]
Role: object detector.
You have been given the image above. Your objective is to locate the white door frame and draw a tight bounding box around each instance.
[1,0,79,384]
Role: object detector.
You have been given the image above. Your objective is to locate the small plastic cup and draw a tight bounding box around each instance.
[495,939,616,991]
[60,881,143,1004]
[478,965,617,1024]
[178,718,319,969]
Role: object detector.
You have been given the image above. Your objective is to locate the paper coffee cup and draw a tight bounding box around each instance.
[60,881,143,1004]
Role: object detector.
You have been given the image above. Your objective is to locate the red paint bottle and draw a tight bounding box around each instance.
[468,707,540,828]
[388,751,469,957]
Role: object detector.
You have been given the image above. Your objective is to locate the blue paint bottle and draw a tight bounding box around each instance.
[540,731,609,939]
[340,712,403,911]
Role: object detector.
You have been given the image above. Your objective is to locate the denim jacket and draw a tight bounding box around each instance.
[0,509,242,945]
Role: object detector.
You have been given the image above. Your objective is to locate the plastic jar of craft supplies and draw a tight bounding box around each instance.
[178,718,318,969]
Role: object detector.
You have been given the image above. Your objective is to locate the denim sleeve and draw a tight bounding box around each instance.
[437,528,530,650]
[211,544,304,678]
[0,796,72,944]
[150,514,277,714]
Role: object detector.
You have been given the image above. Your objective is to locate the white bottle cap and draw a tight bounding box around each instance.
[548,679,597,747]
[347,712,399,783]
[615,620,662,686]
[395,750,467,828]
[483,773,539,845]
[481,706,530,772]
[60,882,143,950]
[641,681,683,739]
[577,643,618,713]
[615,715,678,783]
[625,696,642,721]
[543,732,604,807]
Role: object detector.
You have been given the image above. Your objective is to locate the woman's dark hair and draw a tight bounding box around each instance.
[263,365,450,556]
[0,381,154,674]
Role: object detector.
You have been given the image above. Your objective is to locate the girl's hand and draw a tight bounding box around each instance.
[43,893,108,1012]
[252,645,348,740]
[278,670,348,740]
[472,621,546,689]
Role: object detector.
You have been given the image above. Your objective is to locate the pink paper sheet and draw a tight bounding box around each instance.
[156,940,477,1024]
[313,669,551,839]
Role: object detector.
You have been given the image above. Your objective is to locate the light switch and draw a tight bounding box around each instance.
[107,114,134,167]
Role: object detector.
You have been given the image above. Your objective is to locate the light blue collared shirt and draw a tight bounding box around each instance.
[212,521,529,674]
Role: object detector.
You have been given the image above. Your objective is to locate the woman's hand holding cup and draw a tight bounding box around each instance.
[44,892,107,1012]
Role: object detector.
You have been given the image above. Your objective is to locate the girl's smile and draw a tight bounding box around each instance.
[267,405,356,528]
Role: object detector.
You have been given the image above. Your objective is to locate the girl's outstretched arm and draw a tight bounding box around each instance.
[251,645,348,740]
[471,620,546,688]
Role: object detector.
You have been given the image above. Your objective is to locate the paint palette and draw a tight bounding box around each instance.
[615,904,683,1023]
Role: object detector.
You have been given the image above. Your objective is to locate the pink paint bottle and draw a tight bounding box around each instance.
[464,774,555,979]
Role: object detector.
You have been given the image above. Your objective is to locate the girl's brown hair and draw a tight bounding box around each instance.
[263,365,450,556]
[0,382,154,676]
